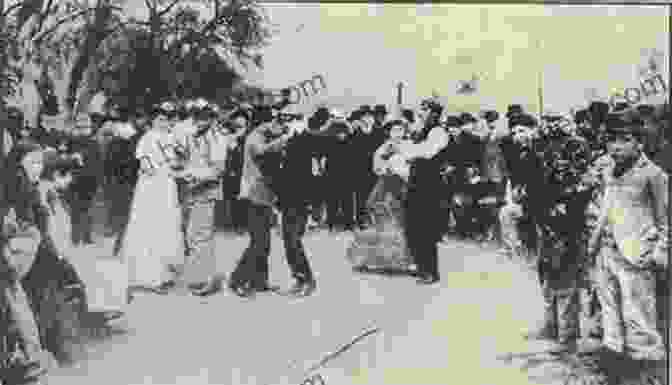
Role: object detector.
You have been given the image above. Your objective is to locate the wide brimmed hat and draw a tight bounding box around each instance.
[480,110,500,123]
[459,112,477,125]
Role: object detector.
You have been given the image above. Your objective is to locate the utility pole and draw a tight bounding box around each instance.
[397,82,404,107]
[536,37,544,120]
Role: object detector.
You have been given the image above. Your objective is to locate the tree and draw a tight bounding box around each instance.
[96,0,271,110]
[1,0,125,124]
[1,0,272,123]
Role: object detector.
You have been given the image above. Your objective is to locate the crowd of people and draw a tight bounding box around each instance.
[0,90,669,384]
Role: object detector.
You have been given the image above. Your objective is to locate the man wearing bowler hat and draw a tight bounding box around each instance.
[587,110,668,366]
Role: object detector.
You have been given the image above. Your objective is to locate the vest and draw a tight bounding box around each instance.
[408,124,447,192]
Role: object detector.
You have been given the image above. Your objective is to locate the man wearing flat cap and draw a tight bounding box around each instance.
[588,111,668,363]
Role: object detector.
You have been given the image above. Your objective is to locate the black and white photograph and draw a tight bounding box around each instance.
[0,1,669,385]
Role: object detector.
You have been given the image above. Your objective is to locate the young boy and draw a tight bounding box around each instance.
[588,111,668,365]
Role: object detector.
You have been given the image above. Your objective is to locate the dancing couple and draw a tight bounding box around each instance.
[122,101,228,299]
[197,106,318,298]
[357,101,450,285]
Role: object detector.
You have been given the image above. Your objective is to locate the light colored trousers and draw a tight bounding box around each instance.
[181,199,218,285]
[498,202,529,263]
[597,243,665,361]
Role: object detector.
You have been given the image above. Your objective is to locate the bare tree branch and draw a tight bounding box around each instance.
[157,0,180,17]
[2,3,23,17]
[33,8,95,45]
[36,0,57,32]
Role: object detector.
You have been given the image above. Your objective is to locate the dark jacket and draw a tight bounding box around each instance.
[69,136,103,198]
[105,136,139,186]
[350,130,385,182]
[276,132,322,208]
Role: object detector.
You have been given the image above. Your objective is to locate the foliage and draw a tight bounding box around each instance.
[0,26,18,104]
[0,0,273,115]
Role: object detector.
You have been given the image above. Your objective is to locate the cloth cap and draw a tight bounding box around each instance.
[506,104,524,118]
[480,110,500,123]
[459,112,477,125]
[443,116,462,128]
[358,105,374,116]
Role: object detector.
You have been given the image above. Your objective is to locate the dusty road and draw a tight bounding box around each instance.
[47,230,569,385]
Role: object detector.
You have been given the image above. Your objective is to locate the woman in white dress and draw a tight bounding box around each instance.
[123,106,184,298]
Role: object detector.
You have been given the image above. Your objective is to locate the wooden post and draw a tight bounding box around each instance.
[396,82,404,107]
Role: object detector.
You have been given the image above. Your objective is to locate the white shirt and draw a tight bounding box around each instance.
[398,126,449,160]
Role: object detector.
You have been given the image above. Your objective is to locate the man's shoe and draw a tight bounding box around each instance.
[279,280,315,297]
[416,275,440,285]
[298,280,317,297]
[228,283,255,298]
[188,281,208,291]
[157,280,176,291]
[279,282,305,296]
[192,280,222,297]
[147,281,174,295]
[254,283,280,293]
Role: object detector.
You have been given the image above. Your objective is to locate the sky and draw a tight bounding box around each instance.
[88,1,670,114]
[238,3,669,115]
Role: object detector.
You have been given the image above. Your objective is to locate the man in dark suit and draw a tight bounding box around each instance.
[69,114,103,245]
[324,110,356,231]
